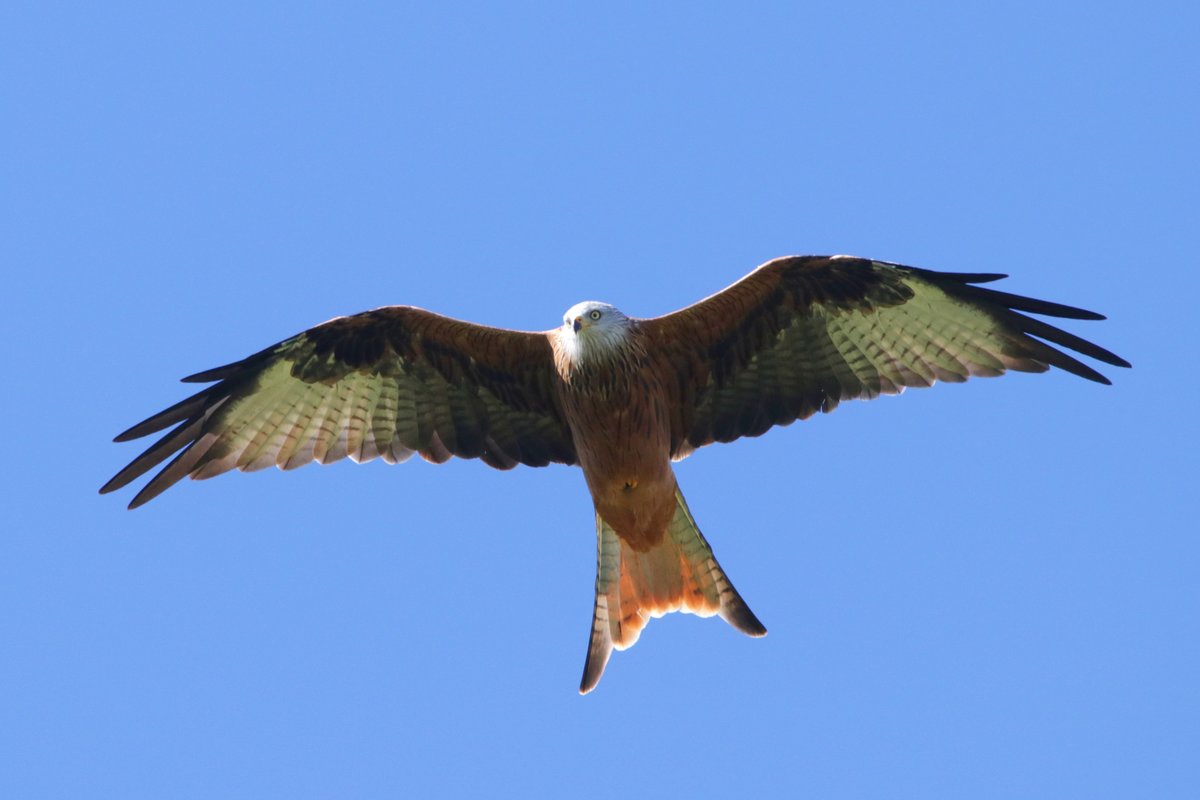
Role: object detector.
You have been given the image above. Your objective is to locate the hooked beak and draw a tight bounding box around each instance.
[573,316,584,333]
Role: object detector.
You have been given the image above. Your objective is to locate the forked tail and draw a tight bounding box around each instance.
[579,487,766,693]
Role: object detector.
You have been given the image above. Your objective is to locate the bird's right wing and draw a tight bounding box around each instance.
[102,306,576,508]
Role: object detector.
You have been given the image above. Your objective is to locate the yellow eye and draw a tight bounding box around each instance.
[589,310,602,320]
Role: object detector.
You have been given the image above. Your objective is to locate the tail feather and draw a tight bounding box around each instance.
[579,487,765,694]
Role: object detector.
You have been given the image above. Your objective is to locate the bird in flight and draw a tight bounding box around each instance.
[102,255,1128,692]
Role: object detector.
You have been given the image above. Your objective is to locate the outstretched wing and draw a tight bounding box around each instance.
[102,307,576,508]
[640,255,1130,458]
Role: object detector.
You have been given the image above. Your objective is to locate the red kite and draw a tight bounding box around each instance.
[102,255,1128,692]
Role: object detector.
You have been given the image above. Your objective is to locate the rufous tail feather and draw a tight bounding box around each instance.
[579,487,766,694]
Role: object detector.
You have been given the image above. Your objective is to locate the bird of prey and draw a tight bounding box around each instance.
[102,255,1128,693]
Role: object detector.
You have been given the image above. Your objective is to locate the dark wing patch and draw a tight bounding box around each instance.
[640,256,1129,457]
[102,307,576,508]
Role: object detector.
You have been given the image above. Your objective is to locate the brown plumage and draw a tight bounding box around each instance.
[102,255,1129,693]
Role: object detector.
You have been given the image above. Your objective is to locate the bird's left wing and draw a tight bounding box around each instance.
[638,255,1130,459]
[102,306,576,508]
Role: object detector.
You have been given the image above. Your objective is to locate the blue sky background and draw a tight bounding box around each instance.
[2,3,1196,798]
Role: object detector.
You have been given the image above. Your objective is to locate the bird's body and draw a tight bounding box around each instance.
[554,309,673,551]
[103,255,1129,692]
[548,306,766,686]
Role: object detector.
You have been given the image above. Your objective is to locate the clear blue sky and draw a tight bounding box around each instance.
[2,3,1196,798]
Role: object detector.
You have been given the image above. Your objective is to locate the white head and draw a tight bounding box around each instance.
[559,300,634,364]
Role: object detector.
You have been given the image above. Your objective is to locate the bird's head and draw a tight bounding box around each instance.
[560,301,633,363]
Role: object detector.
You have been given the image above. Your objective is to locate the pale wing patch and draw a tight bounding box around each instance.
[824,280,1042,395]
[386,379,418,464]
[343,375,382,462]
[768,278,1041,418]
[176,360,474,484]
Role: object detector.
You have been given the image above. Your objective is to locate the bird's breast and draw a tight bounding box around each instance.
[560,362,677,550]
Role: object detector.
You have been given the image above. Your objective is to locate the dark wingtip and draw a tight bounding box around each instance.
[127,493,153,510]
[962,272,1008,284]
[893,263,1008,284]
[181,367,224,383]
[126,474,175,509]
[182,341,285,383]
